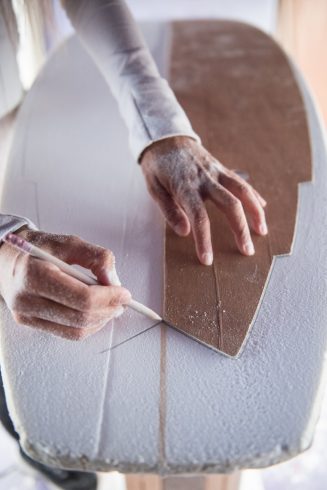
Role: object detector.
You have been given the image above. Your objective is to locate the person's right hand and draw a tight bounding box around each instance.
[141,136,267,265]
[0,228,131,340]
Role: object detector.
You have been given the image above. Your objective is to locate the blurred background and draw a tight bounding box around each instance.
[0,0,327,489]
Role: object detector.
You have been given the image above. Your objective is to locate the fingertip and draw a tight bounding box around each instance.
[200,252,213,266]
[259,222,268,235]
[120,288,132,304]
[243,241,255,256]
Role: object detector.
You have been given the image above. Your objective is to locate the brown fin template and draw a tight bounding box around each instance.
[164,21,312,357]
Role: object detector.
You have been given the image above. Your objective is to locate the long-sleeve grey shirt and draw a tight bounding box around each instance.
[0,0,200,242]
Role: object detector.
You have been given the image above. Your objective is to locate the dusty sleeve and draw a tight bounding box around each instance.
[0,214,38,243]
[62,0,201,161]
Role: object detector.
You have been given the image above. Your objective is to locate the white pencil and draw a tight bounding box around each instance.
[4,232,162,322]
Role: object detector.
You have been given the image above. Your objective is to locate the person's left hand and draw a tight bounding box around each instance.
[140,136,267,265]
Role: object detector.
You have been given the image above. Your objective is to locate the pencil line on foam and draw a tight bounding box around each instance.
[3,233,162,322]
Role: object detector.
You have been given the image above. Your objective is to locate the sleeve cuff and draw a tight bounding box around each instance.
[0,214,38,243]
[130,78,202,161]
[136,132,201,163]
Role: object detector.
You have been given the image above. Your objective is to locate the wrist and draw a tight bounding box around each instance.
[139,135,197,163]
[15,225,31,237]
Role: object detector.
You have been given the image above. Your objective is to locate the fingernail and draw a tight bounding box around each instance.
[244,241,255,255]
[107,266,121,286]
[202,252,213,266]
[259,222,268,235]
[113,306,124,319]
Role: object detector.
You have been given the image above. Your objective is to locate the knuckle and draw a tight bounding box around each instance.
[229,196,242,214]
[42,261,58,275]
[78,311,93,328]
[192,207,207,226]
[109,292,126,307]
[12,311,26,325]
[89,245,115,268]
[195,216,208,229]
[237,182,250,196]
[108,295,120,307]
[68,234,80,244]
[24,255,36,277]
[99,248,114,264]
[21,256,40,289]
[238,222,249,241]
[54,234,81,251]
[80,289,94,312]
[11,292,26,311]
[23,255,57,283]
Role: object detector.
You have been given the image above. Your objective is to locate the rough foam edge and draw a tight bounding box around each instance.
[284,56,327,460]
[21,436,312,475]
[233,54,325,359]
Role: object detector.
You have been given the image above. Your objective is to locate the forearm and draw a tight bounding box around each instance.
[62,0,200,161]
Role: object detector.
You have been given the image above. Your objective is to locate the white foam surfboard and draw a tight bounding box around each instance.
[0,10,23,118]
[0,23,327,474]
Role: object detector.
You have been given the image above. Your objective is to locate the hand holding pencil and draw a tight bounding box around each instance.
[0,228,160,341]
